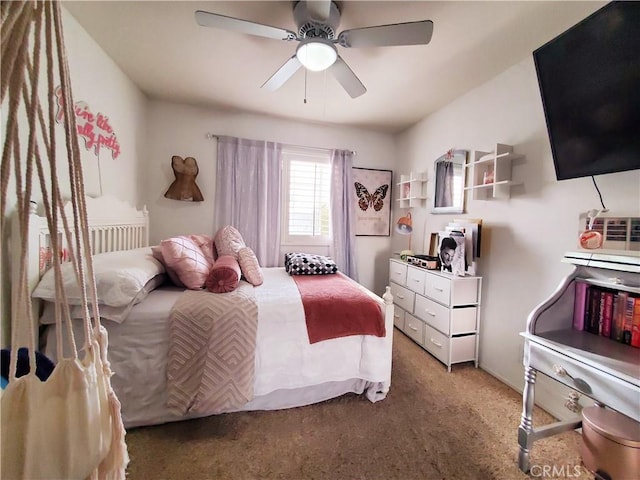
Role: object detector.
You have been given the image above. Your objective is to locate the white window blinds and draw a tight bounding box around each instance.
[282,147,331,244]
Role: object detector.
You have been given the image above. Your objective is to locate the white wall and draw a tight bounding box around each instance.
[62,8,148,207]
[144,100,396,295]
[394,57,640,418]
[0,7,148,347]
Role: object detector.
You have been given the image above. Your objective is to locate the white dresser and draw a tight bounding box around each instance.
[517,251,640,473]
[389,258,482,371]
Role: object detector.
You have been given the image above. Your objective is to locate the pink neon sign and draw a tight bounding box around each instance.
[54,86,121,160]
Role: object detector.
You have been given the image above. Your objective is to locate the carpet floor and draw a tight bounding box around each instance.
[124,330,591,480]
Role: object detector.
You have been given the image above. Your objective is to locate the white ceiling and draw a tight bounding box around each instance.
[62,1,604,134]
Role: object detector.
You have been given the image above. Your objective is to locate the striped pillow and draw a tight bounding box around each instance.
[238,247,263,286]
[214,225,245,260]
[160,236,212,289]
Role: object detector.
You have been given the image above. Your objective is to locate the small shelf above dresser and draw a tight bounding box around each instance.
[464,143,523,199]
[396,172,427,208]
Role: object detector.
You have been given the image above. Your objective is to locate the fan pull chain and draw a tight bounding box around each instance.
[303,67,308,104]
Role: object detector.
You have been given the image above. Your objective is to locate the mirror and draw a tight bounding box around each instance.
[432,149,467,214]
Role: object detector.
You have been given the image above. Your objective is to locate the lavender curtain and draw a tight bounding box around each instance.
[330,149,358,281]
[434,160,454,207]
[214,136,282,267]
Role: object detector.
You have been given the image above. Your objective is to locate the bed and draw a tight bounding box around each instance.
[26,196,395,428]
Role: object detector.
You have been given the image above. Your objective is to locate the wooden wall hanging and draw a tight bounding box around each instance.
[164,156,204,202]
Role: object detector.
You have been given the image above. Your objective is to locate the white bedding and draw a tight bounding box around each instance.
[42,268,392,428]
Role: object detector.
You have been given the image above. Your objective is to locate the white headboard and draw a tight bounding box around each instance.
[10,195,149,347]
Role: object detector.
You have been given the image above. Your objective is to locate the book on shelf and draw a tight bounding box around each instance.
[622,295,635,345]
[600,290,614,338]
[632,296,640,348]
[585,286,602,335]
[611,291,626,342]
[572,281,588,331]
[572,282,639,348]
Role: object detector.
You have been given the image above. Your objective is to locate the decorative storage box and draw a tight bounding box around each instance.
[581,406,640,479]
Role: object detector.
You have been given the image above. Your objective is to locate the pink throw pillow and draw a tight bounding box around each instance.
[214,225,246,260]
[238,247,263,286]
[151,245,185,288]
[161,236,212,290]
[188,234,217,265]
[206,255,241,293]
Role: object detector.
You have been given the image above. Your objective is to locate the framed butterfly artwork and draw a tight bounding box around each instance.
[352,167,392,236]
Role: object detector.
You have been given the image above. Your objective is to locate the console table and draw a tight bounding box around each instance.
[517,251,640,472]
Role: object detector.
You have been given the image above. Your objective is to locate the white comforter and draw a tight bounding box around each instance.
[43,268,393,428]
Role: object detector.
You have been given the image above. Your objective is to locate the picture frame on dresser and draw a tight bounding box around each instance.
[438,232,466,276]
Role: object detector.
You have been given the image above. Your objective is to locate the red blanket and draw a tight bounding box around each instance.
[292,272,386,344]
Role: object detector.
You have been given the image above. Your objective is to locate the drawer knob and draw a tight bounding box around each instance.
[409,325,418,332]
[552,364,592,394]
[430,338,443,348]
[434,287,444,292]
[398,294,405,299]
[426,310,436,317]
[552,364,568,377]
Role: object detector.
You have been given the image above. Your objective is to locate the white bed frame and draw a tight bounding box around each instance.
[14,195,149,347]
[23,195,395,425]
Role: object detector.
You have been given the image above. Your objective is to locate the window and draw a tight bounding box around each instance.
[281,147,331,245]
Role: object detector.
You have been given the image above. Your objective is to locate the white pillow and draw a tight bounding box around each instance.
[38,274,166,324]
[32,247,165,307]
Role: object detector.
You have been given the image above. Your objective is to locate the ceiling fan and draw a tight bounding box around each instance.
[195,1,434,98]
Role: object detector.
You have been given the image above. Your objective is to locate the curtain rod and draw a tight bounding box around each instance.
[205,132,356,156]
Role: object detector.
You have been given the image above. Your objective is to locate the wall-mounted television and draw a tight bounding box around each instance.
[533,1,640,181]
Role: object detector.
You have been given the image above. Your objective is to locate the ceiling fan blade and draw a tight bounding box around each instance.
[261,56,303,91]
[338,20,434,48]
[329,56,366,98]
[195,10,297,41]
[305,0,332,22]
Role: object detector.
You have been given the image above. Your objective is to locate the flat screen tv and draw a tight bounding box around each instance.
[533,1,640,180]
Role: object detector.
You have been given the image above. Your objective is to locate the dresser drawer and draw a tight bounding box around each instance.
[414,295,477,335]
[450,335,477,364]
[424,324,477,366]
[529,341,640,422]
[414,295,450,333]
[425,273,479,307]
[389,260,408,286]
[423,324,450,365]
[425,274,451,306]
[404,313,424,346]
[390,282,415,313]
[393,305,405,330]
[406,266,426,295]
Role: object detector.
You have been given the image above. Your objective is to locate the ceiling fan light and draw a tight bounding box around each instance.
[296,38,337,72]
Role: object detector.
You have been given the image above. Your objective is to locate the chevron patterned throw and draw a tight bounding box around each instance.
[166,282,258,415]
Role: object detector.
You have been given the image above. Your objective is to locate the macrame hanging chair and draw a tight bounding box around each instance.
[1,1,129,478]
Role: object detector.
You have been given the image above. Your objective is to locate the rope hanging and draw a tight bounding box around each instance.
[1,1,128,477]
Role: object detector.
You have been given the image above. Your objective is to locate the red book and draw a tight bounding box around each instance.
[601,291,614,338]
[631,297,640,348]
[572,281,588,331]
